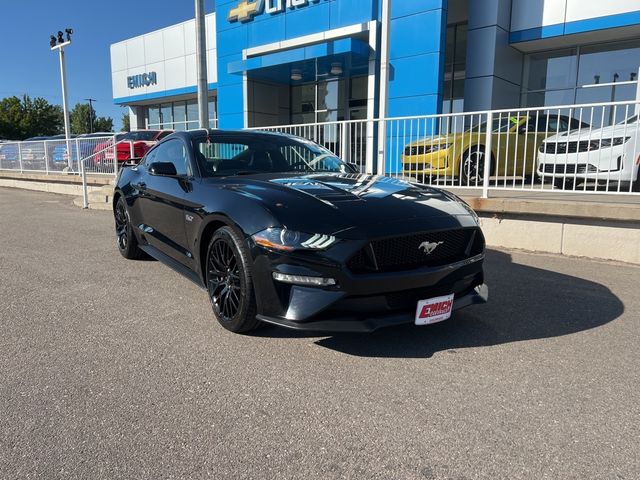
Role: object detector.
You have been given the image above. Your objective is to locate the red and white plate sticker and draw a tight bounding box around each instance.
[415,293,455,325]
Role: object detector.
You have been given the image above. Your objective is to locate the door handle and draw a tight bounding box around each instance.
[134,182,147,190]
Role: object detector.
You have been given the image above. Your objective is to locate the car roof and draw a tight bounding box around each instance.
[79,132,114,137]
[179,129,304,142]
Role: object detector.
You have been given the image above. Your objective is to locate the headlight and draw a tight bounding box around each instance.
[252,227,337,252]
[405,144,452,155]
[600,137,630,148]
[427,143,452,153]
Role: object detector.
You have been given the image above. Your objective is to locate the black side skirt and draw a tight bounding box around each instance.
[139,245,204,288]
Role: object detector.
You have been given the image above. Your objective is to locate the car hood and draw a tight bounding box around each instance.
[544,124,636,143]
[207,173,476,238]
[405,135,456,147]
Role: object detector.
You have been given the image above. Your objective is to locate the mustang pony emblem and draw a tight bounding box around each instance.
[419,241,444,255]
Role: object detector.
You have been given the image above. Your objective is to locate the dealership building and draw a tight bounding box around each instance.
[111,0,640,133]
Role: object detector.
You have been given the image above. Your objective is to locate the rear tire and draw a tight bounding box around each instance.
[114,196,145,260]
[206,226,260,333]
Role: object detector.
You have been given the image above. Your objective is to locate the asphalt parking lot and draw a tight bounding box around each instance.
[1,187,639,480]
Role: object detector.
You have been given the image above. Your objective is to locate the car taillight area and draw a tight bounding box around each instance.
[116,142,149,160]
[347,227,484,273]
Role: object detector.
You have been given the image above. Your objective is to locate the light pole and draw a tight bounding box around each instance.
[50,29,73,170]
[195,0,209,129]
[85,98,96,133]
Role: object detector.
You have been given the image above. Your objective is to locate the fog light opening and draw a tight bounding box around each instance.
[272,272,336,287]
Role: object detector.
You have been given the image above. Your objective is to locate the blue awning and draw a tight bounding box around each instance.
[227,37,370,82]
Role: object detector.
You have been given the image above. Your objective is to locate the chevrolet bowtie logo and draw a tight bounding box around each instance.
[228,1,260,22]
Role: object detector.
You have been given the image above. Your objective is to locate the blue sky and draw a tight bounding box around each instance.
[0,0,215,130]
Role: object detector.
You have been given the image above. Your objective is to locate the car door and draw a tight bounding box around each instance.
[487,115,521,176]
[511,116,543,177]
[135,138,192,265]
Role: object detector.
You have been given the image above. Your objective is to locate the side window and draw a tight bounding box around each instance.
[153,139,188,176]
[196,140,249,174]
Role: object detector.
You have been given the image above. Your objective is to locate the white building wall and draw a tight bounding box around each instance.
[110,13,217,102]
[511,0,640,32]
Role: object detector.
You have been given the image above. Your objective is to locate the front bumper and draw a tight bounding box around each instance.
[257,283,488,332]
[250,223,487,333]
[537,147,635,182]
[402,152,454,177]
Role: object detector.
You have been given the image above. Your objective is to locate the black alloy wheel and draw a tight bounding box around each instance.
[114,196,144,259]
[461,147,486,186]
[206,226,259,333]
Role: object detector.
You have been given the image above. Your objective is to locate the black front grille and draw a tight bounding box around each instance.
[405,146,427,156]
[541,164,598,174]
[347,227,484,274]
[541,141,595,154]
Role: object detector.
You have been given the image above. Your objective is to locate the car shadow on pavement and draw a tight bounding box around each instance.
[256,250,625,358]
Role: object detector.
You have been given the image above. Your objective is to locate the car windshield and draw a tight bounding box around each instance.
[194,135,352,177]
[474,116,521,133]
[121,131,158,141]
[618,115,638,125]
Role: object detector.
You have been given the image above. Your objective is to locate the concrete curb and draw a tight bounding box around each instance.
[466,196,640,223]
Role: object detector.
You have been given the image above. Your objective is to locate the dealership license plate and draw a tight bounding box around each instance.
[415,293,455,326]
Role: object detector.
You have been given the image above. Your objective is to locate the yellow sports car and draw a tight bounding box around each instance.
[402,114,589,185]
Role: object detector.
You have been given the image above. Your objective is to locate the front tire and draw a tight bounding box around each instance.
[461,147,488,186]
[206,226,260,333]
[114,196,145,260]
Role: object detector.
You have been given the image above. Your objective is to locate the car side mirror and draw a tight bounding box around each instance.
[148,161,177,177]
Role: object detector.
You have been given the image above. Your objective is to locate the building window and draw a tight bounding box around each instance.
[442,23,467,114]
[186,100,199,130]
[145,97,217,130]
[290,76,365,125]
[521,39,640,125]
[160,103,172,129]
[173,101,187,131]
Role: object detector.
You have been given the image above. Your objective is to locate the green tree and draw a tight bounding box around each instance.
[69,103,113,134]
[94,116,113,133]
[0,96,24,139]
[121,111,130,132]
[0,95,63,140]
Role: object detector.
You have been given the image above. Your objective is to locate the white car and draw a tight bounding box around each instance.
[537,115,640,192]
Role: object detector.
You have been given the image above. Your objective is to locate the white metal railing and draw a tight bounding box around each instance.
[250,100,640,196]
[0,135,119,177]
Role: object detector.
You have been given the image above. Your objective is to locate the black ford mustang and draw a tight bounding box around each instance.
[113,130,488,333]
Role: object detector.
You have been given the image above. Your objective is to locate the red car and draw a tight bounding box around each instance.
[94,130,173,165]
